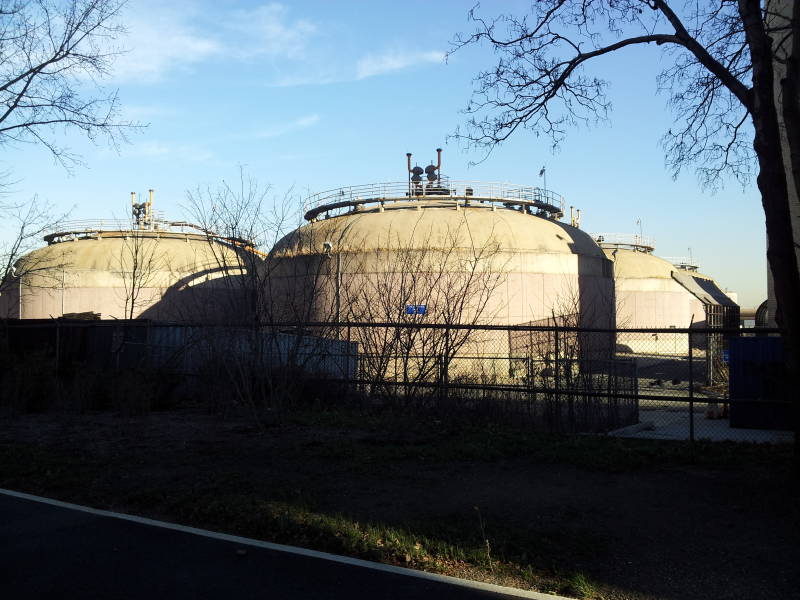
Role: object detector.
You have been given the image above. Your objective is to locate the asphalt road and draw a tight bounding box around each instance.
[0,491,542,600]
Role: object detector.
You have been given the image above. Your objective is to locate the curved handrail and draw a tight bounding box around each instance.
[302,181,566,221]
[42,219,264,256]
[592,233,656,252]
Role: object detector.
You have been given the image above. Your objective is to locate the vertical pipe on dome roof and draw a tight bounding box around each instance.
[406,152,412,198]
[148,189,154,229]
[130,192,137,229]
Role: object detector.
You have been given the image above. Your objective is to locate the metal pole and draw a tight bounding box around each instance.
[346,324,352,401]
[688,330,694,443]
[443,327,450,404]
[61,265,65,316]
[335,252,341,340]
[554,328,560,395]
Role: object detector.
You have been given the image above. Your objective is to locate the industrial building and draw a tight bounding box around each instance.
[0,192,257,322]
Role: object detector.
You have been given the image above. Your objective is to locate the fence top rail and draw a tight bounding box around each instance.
[252,322,778,335]
[0,318,780,336]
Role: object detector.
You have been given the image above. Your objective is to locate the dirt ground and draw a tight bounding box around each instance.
[0,408,797,600]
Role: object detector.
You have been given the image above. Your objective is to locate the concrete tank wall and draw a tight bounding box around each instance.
[267,201,615,379]
[1,231,254,322]
[605,247,735,355]
[269,202,615,329]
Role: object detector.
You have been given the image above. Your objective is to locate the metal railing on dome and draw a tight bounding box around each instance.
[303,181,566,221]
[592,233,656,252]
[662,256,700,271]
[42,219,220,245]
[44,218,207,234]
[45,219,133,234]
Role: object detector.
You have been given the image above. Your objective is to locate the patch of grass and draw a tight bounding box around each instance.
[562,572,598,599]
[289,410,793,473]
[0,441,599,595]
[1,411,795,600]
[159,492,593,591]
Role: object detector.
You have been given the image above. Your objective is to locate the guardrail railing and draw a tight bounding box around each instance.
[42,219,215,244]
[662,256,700,271]
[592,233,656,251]
[303,181,566,221]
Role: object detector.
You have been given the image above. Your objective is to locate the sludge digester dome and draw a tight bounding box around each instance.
[269,190,614,328]
[266,151,616,374]
[1,193,260,322]
[594,234,739,355]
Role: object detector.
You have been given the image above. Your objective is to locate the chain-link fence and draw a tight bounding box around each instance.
[0,319,794,442]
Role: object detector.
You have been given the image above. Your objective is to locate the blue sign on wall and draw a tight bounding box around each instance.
[405,304,427,315]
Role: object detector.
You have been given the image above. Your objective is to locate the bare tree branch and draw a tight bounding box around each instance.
[450,0,756,186]
[0,0,143,170]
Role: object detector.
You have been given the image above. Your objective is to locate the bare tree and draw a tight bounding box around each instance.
[1,0,138,317]
[0,197,66,318]
[183,172,319,425]
[0,0,138,169]
[451,1,800,389]
[322,214,510,405]
[184,169,301,325]
[118,229,161,320]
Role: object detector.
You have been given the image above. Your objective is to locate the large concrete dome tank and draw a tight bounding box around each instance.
[267,152,614,336]
[270,197,614,329]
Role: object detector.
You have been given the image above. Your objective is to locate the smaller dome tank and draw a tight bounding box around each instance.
[2,200,261,322]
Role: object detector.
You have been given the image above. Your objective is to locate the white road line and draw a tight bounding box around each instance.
[0,488,572,600]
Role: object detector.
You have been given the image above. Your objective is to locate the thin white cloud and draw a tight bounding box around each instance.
[270,72,339,88]
[270,49,446,88]
[112,7,221,84]
[111,2,317,84]
[121,104,178,120]
[355,50,445,80]
[253,113,321,138]
[224,4,316,60]
[108,3,442,88]
[123,141,213,162]
[134,142,171,156]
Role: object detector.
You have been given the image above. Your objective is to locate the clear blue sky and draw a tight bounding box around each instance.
[3,0,767,308]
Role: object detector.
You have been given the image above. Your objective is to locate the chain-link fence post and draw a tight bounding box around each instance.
[554,327,560,397]
[689,329,694,444]
[442,326,450,406]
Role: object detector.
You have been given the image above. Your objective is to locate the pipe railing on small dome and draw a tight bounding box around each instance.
[42,219,266,257]
[302,181,566,222]
[592,233,656,253]
[662,256,700,271]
